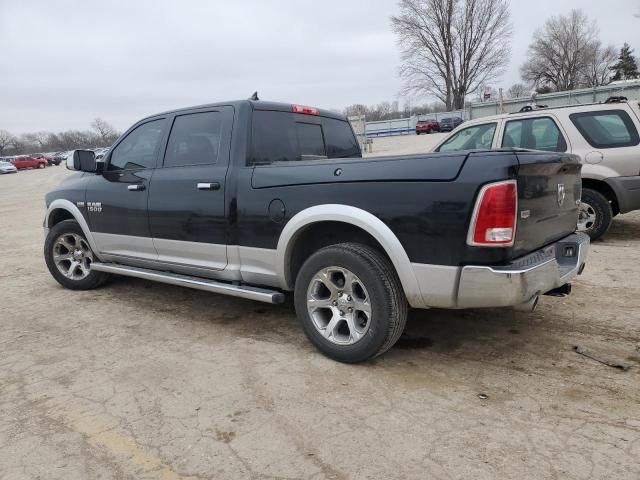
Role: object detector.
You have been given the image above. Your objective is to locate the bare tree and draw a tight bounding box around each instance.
[520,10,601,91]
[21,131,49,151]
[344,99,448,121]
[344,104,368,118]
[506,83,529,99]
[90,118,119,144]
[3,123,122,156]
[0,130,16,155]
[391,0,512,110]
[583,42,618,87]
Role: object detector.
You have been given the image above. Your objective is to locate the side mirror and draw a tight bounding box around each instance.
[66,150,96,172]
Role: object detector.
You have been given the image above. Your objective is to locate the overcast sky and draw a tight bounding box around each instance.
[1,0,639,133]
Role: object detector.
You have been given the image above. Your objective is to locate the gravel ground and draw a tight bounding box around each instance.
[1,159,639,480]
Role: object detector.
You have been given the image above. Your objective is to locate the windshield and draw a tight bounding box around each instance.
[0,161,12,166]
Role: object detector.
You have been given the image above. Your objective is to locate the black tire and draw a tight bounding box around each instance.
[294,243,408,363]
[44,219,109,290]
[580,188,612,241]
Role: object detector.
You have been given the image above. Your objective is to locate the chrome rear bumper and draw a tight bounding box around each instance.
[411,233,590,309]
[457,233,589,308]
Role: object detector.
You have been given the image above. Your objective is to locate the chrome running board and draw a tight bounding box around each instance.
[91,262,285,304]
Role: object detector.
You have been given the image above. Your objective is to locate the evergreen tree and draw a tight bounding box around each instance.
[610,43,639,81]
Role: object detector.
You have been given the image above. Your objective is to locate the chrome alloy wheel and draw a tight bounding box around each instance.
[577,201,596,232]
[52,233,93,280]
[306,267,372,345]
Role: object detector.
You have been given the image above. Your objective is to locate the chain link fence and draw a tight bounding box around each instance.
[360,110,467,137]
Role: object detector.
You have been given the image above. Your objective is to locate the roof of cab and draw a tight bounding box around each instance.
[143,99,347,122]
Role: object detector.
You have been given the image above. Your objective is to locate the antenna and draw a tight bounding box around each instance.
[249,91,259,101]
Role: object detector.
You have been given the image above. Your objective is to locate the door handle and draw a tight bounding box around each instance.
[128,184,146,191]
[197,182,221,191]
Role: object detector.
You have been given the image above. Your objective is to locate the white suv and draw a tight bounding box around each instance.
[432,97,640,240]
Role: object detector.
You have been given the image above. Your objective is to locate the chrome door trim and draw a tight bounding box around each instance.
[99,244,280,287]
[152,238,227,270]
[93,232,158,260]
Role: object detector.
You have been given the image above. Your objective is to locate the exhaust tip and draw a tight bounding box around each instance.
[514,295,539,312]
[544,283,572,297]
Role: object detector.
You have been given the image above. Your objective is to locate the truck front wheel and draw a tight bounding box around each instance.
[294,243,408,363]
[44,219,109,290]
[578,188,612,241]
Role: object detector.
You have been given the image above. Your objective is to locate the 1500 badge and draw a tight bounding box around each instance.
[87,202,102,213]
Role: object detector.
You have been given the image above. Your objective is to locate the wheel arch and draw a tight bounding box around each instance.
[47,208,75,227]
[44,199,101,256]
[276,205,422,307]
[582,177,619,215]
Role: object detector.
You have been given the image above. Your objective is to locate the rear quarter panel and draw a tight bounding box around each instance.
[237,152,521,267]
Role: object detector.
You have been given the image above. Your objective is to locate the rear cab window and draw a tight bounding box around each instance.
[296,123,326,160]
[437,123,497,152]
[250,110,361,165]
[570,109,640,148]
[502,116,567,152]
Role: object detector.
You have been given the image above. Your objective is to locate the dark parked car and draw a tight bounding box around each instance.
[34,153,56,166]
[415,119,440,134]
[52,152,70,165]
[44,98,589,363]
[439,117,464,132]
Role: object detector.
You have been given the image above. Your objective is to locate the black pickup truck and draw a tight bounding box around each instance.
[43,99,589,362]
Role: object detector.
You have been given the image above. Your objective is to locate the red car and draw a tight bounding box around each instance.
[415,119,441,135]
[34,153,55,166]
[11,155,47,170]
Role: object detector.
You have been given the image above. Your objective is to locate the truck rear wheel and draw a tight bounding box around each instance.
[578,188,612,241]
[294,243,407,363]
[44,219,109,290]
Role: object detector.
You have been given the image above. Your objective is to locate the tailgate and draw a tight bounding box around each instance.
[512,151,582,257]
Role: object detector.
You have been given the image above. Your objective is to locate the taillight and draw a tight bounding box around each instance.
[291,104,320,116]
[467,180,517,247]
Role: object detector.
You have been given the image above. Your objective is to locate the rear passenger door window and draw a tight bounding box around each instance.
[502,117,567,152]
[570,110,640,148]
[164,112,222,167]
